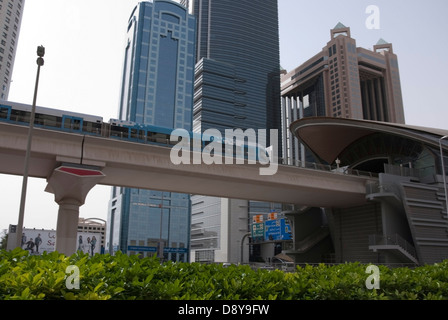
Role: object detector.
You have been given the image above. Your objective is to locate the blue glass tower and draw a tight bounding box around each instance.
[189,0,283,263]
[192,0,282,141]
[107,0,196,262]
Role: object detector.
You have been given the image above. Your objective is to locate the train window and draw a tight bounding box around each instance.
[125,127,146,141]
[110,125,129,139]
[34,113,44,125]
[147,131,164,143]
[83,121,102,135]
[138,129,146,141]
[73,119,81,131]
[63,118,70,129]
[11,109,30,123]
[34,113,58,127]
[130,128,140,140]
[148,131,157,143]
[147,131,170,144]
[63,116,83,131]
[64,118,72,129]
[0,105,10,119]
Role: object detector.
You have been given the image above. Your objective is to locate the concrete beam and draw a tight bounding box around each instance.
[81,135,371,207]
[0,122,376,208]
[0,122,83,178]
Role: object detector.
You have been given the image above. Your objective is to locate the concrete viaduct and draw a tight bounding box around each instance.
[0,122,377,255]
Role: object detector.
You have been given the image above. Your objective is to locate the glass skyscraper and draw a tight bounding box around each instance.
[107,0,196,262]
[192,0,281,140]
[188,0,283,263]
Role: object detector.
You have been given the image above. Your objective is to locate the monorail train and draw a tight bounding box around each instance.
[0,101,267,161]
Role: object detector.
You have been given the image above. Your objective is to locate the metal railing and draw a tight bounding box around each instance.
[384,163,420,178]
[369,234,417,260]
[366,182,402,199]
[279,158,378,178]
[384,163,437,180]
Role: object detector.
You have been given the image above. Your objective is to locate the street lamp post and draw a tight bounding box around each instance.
[439,136,448,220]
[158,193,165,260]
[16,46,45,248]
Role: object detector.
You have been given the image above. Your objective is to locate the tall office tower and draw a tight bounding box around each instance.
[189,0,283,264]
[107,1,196,262]
[281,23,405,165]
[192,0,281,139]
[0,0,25,100]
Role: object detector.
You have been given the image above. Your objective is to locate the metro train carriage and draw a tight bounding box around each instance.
[220,135,268,163]
[0,101,104,135]
[109,120,226,152]
[0,101,270,163]
[191,130,268,163]
[109,119,183,147]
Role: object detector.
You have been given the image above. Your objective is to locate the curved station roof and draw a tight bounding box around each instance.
[290,117,448,168]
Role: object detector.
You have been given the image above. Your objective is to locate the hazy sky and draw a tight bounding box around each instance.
[1,0,447,233]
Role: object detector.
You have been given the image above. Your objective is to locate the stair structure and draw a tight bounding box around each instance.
[369,234,419,265]
[401,182,448,264]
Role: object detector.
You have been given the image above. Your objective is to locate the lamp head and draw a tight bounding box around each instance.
[37,46,45,58]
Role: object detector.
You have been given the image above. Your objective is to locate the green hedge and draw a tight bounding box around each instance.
[0,248,447,300]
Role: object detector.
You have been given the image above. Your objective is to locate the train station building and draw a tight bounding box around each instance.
[286,117,448,265]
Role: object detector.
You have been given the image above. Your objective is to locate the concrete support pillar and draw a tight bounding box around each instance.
[368,80,377,121]
[379,78,389,122]
[292,94,299,165]
[375,78,385,121]
[299,92,306,166]
[45,165,105,256]
[361,81,370,120]
[56,199,82,255]
[281,96,287,163]
[286,96,293,165]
